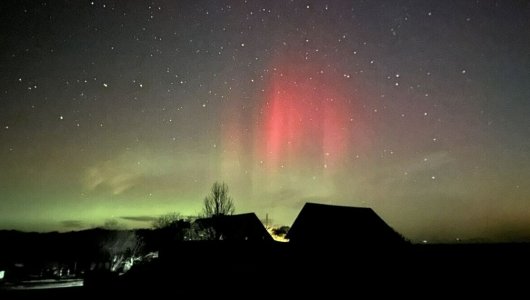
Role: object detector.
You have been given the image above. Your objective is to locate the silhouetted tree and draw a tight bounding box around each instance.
[152,212,183,229]
[152,212,195,243]
[202,182,235,218]
[103,219,125,230]
[272,226,290,236]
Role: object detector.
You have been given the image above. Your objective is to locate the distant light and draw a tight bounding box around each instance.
[0,270,4,279]
[422,240,428,244]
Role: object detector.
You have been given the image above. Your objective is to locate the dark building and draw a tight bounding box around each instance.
[286,202,405,246]
[196,213,273,241]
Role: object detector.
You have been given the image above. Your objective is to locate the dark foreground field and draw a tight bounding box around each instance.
[2,242,528,297]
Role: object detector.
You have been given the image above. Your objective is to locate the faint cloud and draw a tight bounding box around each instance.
[60,220,84,229]
[84,161,139,195]
[81,150,208,196]
[404,151,454,174]
[260,188,302,209]
[120,216,157,222]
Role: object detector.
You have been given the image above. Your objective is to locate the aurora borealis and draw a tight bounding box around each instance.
[1,0,529,242]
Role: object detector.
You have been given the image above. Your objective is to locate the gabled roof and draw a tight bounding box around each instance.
[196,213,273,241]
[286,202,404,244]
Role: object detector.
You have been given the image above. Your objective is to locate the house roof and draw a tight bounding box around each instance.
[196,213,273,241]
[286,202,405,244]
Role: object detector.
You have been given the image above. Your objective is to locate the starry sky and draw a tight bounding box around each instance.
[1,0,529,242]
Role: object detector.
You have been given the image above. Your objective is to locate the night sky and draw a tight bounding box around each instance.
[1,0,529,242]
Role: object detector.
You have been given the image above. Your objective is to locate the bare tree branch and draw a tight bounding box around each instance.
[152,212,183,229]
[202,182,235,218]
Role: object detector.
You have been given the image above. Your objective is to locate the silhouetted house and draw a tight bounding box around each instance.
[196,213,273,241]
[286,203,405,246]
